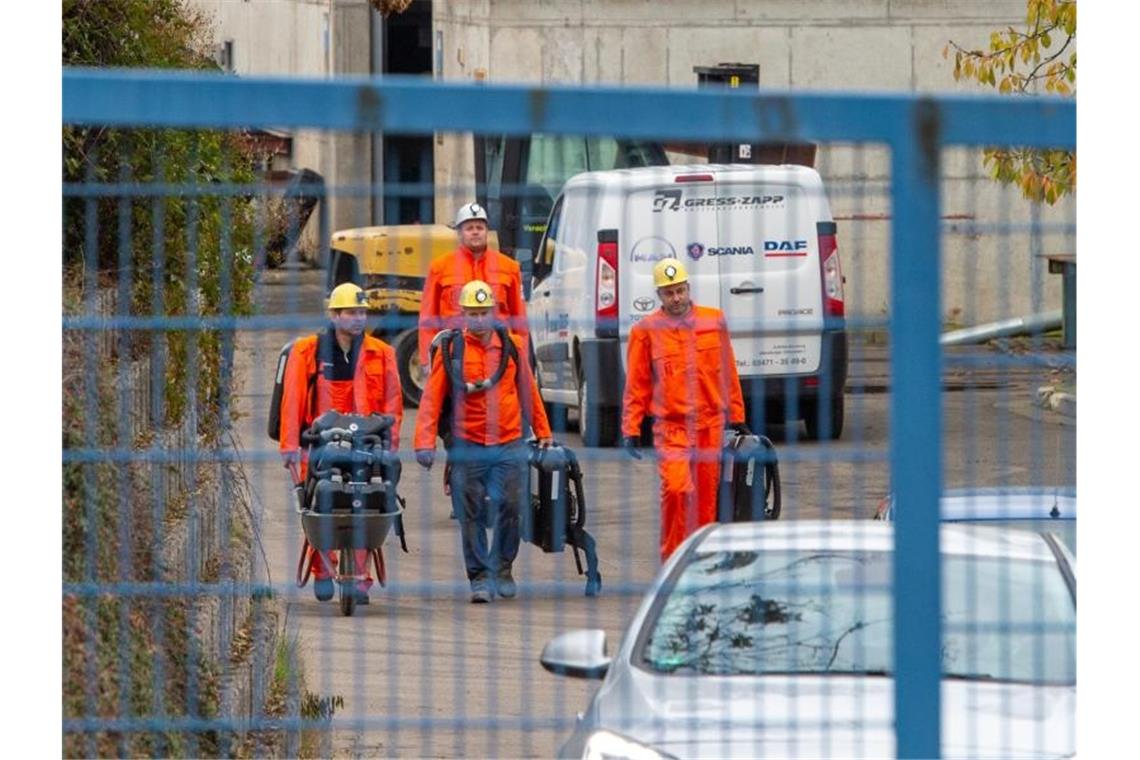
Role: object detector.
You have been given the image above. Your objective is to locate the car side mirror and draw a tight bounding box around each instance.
[540,629,610,680]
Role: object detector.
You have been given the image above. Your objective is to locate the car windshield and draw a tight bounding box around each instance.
[639,549,1074,684]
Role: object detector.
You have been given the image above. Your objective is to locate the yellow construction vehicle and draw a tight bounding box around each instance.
[327,224,500,407]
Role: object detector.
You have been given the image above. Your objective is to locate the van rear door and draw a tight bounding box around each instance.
[715,177,824,377]
[620,174,723,356]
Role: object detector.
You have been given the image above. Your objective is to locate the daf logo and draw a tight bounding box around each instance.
[633,297,656,312]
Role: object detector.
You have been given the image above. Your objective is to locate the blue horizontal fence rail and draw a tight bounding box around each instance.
[63,67,1075,759]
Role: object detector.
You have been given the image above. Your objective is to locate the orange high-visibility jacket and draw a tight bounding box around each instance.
[621,305,746,437]
[418,246,529,367]
[415,330,551,449]
[279,332,403,452]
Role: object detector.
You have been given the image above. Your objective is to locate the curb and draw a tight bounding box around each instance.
[1034,386,1076,419]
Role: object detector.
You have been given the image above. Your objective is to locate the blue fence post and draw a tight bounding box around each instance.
[890,98,944,758]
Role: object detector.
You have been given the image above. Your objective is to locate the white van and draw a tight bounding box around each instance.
[526,164,847,445]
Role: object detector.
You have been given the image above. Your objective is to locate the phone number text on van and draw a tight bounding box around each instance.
[738,356,810,368]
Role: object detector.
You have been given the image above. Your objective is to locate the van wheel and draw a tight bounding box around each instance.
[578,377,618,447]
[804,393,845,441]
[392,328,425,408]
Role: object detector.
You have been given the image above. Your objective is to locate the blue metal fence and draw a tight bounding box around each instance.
[62,68,1075,758]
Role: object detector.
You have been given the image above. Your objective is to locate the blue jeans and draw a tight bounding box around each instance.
[447,439,528,581]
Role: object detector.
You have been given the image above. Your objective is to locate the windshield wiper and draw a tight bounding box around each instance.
[943,672,999,681]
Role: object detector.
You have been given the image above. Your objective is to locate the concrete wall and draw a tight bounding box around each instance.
[188,0,378,255]
[189,0,1074,324]
[432,0,1074,324]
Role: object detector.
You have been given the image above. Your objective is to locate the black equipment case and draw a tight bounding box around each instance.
[299,411,407,553]
[717,432,782,522]
[524,442,602,596]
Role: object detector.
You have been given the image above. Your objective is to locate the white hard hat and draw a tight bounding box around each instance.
[454,202,489,228]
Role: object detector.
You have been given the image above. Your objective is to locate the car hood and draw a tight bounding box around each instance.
[577,670,1075,759]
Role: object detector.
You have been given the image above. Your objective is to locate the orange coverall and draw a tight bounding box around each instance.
[417,246,529,368]
[279,330,403,589]
[621,305,746,561]
[415,330,551,581]
[415,330,551,450]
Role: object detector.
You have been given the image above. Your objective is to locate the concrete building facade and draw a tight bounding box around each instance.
[190,0,1074,324]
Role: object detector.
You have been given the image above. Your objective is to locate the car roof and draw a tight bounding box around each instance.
[694,520,1058,563]
[938,486,1076,521]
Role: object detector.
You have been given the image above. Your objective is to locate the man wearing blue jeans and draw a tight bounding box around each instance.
[413,281,552,602]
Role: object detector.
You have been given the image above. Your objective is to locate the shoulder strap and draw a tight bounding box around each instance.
[503,329,536,434]
[307,331,326,418]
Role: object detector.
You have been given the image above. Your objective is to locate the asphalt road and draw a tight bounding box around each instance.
[233,266,1075,757]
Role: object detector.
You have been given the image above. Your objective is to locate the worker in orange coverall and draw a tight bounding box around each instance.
[620,258,749,562]
[279,282,403,604]
[414,280,552,603]
[418,202,530,374]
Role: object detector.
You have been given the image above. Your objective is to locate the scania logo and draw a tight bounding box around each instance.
[633,297,656,312]
[686,242,705,260]
[707,246,755,257]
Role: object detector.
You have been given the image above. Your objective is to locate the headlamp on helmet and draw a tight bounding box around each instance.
[653,258,689,288]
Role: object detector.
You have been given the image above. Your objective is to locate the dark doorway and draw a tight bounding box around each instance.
[384,0,434,224]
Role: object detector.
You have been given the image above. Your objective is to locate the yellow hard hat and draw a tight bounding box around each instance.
[653,258,689,288]
[458,280,495,308]
[327,282,367,310]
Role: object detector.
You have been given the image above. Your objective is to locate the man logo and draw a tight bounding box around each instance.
[687,242,705,260]
[633,297,656,312]
[630,235,676,262]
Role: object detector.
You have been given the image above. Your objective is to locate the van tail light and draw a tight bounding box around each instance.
[818,222,844,319]
[596,230,619,335]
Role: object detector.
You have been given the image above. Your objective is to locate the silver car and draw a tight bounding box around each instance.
[873,486,1076,556]
[542,521,1076,759]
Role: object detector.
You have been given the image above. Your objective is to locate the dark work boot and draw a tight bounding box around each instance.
[495,566,517,599]
[470,575,493,604]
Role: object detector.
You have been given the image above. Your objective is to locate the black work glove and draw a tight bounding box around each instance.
[621,436,643,460]
[728,421,752,436]
[415,449,435,469]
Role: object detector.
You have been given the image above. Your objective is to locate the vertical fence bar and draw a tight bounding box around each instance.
[890,99,943,758]
[115,154,134,758]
